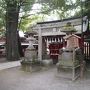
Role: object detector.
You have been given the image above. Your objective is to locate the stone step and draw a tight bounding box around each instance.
[0,61,21,70]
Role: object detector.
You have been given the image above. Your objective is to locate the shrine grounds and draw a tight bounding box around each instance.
[0,61,90,90]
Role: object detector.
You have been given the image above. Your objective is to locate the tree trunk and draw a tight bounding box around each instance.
[6,1,20,61]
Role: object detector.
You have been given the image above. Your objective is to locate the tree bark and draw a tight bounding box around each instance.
[6,1,20,61]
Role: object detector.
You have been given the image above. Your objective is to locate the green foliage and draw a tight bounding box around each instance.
[38,0,79,19]
[21,0,36,12]
[38,0,90,19]
[19,15,40,32]
[0,0,90,34]
[0,0,5,32]
[0,0,36,32]
[84,0,90,18]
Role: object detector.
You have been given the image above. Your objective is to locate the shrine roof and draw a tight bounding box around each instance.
[64,34,81,40]
[37,17,81,24]
[31,16,88,36]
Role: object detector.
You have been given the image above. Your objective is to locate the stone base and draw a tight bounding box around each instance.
[20,61,41,72]
[56,64,81,81]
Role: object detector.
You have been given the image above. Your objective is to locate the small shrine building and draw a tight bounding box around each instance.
[31,17,90,63]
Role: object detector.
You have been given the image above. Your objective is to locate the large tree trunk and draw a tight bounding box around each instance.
[6,1,20,61]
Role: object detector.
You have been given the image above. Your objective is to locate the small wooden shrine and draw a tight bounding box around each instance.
[64,34,81,48]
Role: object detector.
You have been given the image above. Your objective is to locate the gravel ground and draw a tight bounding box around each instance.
[0,66,90,90]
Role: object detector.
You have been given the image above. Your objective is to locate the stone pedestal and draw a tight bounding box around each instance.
[57,48,81,80]
[24,49,37,61]
[21,61,41,72]
[58,49,80,67]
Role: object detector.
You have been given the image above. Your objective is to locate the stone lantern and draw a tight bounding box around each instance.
[61,22,77,35]
[21,31,41,72]
[25,34,37,61]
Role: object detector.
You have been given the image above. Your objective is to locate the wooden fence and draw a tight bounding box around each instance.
[84,42,90,61]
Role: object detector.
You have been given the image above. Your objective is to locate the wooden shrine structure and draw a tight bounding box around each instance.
[31,17,90,63]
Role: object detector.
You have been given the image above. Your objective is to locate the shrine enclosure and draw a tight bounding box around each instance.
[31,17,89,63]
